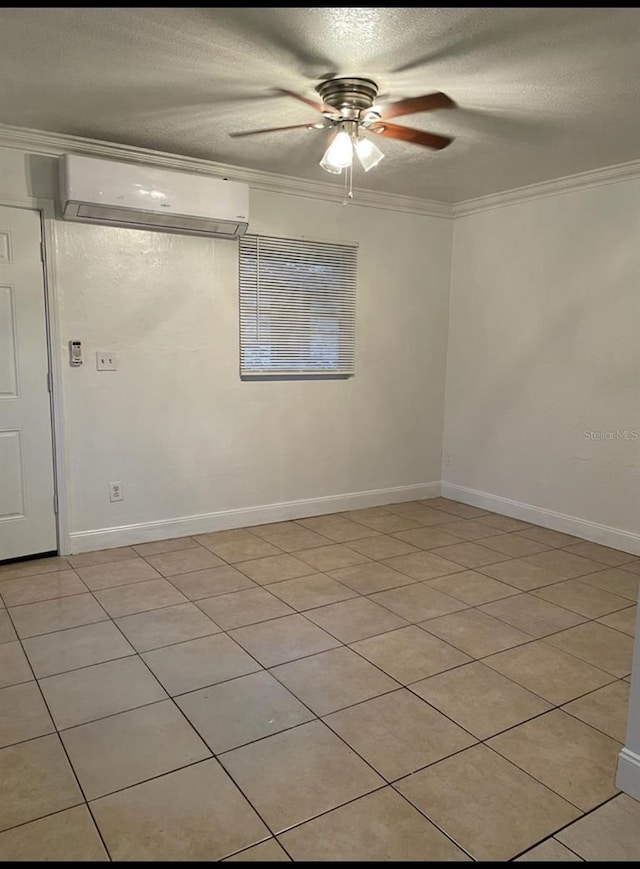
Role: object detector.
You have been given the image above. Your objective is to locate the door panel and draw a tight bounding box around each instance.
[0,205,57,560]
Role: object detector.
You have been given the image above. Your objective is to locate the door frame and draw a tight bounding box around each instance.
[0,194,70,555]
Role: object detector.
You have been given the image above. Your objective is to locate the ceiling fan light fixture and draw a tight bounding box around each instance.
[355,136,385,172]
[319,129,353,173]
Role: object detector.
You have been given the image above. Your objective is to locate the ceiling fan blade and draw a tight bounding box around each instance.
[229,122,322,138]
[274,88,326,113]
[369,122,453,150]
[380,92,456,120]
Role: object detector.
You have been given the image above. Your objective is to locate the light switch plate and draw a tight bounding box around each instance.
[96,351,118,371]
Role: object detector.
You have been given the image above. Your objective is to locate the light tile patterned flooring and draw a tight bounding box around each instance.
[0,497,639,861]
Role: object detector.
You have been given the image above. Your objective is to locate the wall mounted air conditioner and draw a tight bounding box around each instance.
[59,154,249,239]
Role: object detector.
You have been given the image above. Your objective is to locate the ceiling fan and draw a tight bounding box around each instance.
[229,76,456,179]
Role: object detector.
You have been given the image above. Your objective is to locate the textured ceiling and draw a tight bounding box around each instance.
[1,7,640,202]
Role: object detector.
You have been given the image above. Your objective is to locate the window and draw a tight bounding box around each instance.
[239,234,358,377]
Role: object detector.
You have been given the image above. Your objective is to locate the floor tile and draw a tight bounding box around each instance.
[484,640,615,705]
[480,593,586,638]
[597,604,637,635]
[411,662,552,739]
[271,646,398,715]
[351,625,471,684]
[145,547,225,576]
[621,560,640,575]
[562,541,637,567]
[93,577,188,617]
[382,550,465,581]
[62,700,210,799]
[9,593,108,639]
[197,587,294,630]
[479,558,567,591]
[328,561,415,594]
[0,805,108,861]
[297,515,379,543]
[225,839,291,861]
[387,504,456,526]
[522,550,602,579]
[203,536,283,563]
[279,786,468,861]
[475,514,531,533]
[515,839,583,861]
[427,498,489,520]
[40,655,167,729]
[346,512,424,534]
[532,578,631,619]
[324,688,475,780]
[581,567,639,600]
[0,555,69,579]
[236,553,316,584]
[229,614,340,667]
[332,535,416,561]
[391,527,464,550]
[304,596,407,643]
[132,536,200,557]
[370,582,468,622]
[0,681,54,747]
[177,671,314,754]
[23,621,133,678]
[142,633,261,695]
[429,542,511,568]
[67,547,137,569]
[0,610,16,643]
[168,564,256,600]
[436,519,497,540]
[488,710,621,810]
[253,525,333,552]
[545,621,633,677]
[115,601,220,652]
[290,544,370,573]
[0,641,32,687]
[220,720,384,834]
[480,533,551,558]
[91,758,269,861]
[396,743,579,861]
[562,680,630,742]
[556,794,640,860]
[426,569,519,605]
[267,573,356,611]
[75,557,160,591]
[0,734,83,832]
[518,527,582,548]
[421,608,534,658]
[196,528,262,547]
[0,569,86,606]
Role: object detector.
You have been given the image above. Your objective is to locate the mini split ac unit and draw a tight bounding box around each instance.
[59,154,249,239]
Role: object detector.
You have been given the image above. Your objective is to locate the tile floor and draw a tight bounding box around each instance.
[0,498,639,861]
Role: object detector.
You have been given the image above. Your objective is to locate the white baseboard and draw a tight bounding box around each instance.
[66,482,441,554]
[441,482,640,556]
[617,748,640,800]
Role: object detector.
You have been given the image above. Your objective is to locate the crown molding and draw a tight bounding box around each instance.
[454,157,640,217]
[0,123,452,219]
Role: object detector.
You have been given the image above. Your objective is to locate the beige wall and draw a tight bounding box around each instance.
[443,181,640,539]
[0,147,453,548]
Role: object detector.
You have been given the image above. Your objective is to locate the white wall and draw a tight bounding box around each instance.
[0,148,452,548]
[443,181,640,540]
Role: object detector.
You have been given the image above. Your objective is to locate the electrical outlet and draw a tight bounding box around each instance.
[444,452,452,467]
[97,351,118,371]
[109,481,123,502]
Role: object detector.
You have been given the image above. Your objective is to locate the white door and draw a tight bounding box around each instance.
[0,205,57,561]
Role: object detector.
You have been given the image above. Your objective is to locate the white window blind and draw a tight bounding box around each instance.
[239,234,358,377]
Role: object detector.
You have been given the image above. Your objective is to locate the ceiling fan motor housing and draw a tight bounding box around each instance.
[316,77,379,121]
